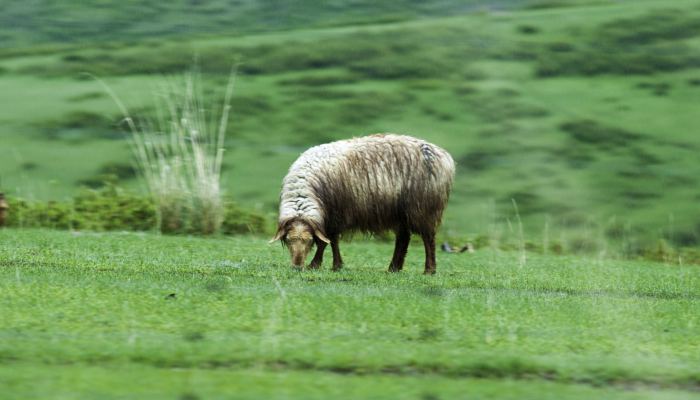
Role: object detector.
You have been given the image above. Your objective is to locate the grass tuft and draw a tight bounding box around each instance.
[98,70,236,234]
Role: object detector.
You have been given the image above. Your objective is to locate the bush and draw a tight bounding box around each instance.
[6,198,75,230]
[332,92,402,125]
[458,149,498,171]
[2,186,267,235]
[4,186,154,231]
[636,81,672,96]
[277,73,361,87]
[535,10,700,77]
[72,185,156,231]
[221,202,268,235]
[348,55,454,80]
[36,111,122,141]
[597,9,700,45]
[517,25,539,35]
[467,92,549,122]
[559,120,642,147]
[98,162,137,180]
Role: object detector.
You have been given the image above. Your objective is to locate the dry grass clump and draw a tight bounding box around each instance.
[100,71,235,234]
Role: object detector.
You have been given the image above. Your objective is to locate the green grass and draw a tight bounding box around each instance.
[1,229,699,398]
[2,1,700,397]
[4,365,698,400]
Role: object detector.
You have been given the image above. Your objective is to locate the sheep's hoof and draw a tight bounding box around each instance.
[332,264,343,272]
[423,269,436,275]
[388,266,402,273]
[307,262,321,270]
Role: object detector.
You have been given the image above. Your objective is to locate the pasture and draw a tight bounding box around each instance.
[2,0,700,398]
[1,0,700,249]
[1,229,699,399]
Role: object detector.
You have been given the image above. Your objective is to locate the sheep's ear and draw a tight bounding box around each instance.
[309,223,331,244]
[315,231,331,244]
[269,225,286,244]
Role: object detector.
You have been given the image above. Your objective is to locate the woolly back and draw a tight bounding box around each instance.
[279,134,454,234]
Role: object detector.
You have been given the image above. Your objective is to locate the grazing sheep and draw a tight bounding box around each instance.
[271,134,455,274]
[0,193,8,227]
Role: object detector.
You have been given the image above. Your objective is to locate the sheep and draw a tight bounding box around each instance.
[270,133,455,274]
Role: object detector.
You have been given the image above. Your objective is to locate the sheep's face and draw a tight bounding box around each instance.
[284,221,314,267]
[270,218,330,268]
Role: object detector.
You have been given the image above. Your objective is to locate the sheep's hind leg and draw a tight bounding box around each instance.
[308,239,327,269]
[421,231,437,275]
[388,228,411,272]
[331,235,344,271]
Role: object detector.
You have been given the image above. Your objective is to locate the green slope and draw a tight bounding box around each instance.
[0,0,699,247]
[0,0,533,47]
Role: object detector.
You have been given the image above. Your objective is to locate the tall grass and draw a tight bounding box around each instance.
[99,71,235,234]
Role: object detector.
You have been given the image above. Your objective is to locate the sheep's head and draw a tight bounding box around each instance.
[270,218,330,267]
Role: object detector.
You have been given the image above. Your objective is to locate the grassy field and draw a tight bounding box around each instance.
[1,229,699,398]
[2,1,700,398]
[1,0,700,250]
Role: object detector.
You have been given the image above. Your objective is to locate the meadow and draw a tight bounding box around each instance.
[1,229,699,399]
[1,0,700,252]
[1,0,700,398]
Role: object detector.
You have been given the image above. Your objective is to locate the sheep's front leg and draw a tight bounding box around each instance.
[308,239,327,269]
[331,235,343,271]
[388,228,411,272]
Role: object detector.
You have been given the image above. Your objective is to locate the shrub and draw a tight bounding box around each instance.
[67,91,107,102]
[667,229,699,247]
[2,187,267,235]
[4,186,154,231]
[636,81,672,96]
[458,150,497,171]
[517,25,539,35]
[596,9,700,45]
[98,162,137,180]
[5,198,75,230]
[535,10,700,77]
[547,42,575,52]
[559,120,641,147]
[277,73,361,87]
[20,162,38,171]
[348,55,453,80]
[453,84,478,97]
[72,185,156,231]
[221,202,268,235]
[468,92,549,122]
[332,93,402,125]
[36,111,122,141]
[524,0,571,9]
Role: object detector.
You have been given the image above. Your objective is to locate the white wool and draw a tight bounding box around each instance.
[279,140,349,224]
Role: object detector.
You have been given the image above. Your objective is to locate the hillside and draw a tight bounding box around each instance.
[0,0,530,47]
[0,0,699,250]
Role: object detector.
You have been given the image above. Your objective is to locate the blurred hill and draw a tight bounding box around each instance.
[1,0,533,47]
[0,0,699,249]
